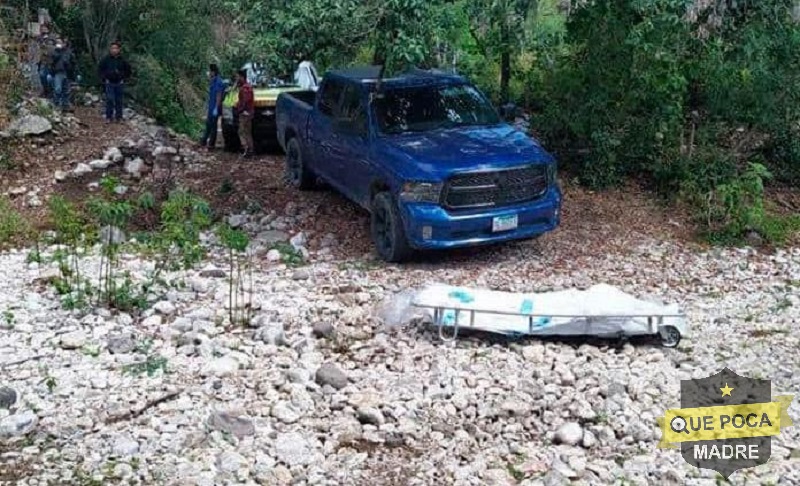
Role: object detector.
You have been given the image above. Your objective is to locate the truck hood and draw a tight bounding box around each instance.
[378,124,554,179]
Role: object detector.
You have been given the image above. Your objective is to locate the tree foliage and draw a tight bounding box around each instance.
[12,0,800,242]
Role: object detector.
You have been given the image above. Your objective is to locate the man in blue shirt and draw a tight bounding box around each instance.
[200,64,225,150]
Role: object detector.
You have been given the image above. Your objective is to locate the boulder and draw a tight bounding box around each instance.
[7,115,52,136]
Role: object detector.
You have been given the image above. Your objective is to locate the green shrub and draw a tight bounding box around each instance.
[0,197,26,245]
[695,162,799,244]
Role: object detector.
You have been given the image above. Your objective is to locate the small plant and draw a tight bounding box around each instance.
[48,196,91,307]
[40,367,57,393]
[270,242,305,267]
[505,463,525,481]
[87,176,135,309]
[2,310,14,328]
[124,354,168,377]
[134,338,154,355]
[26,241,42,264]
[0,148,15,171]
[82,345,101,358]
[216,223,253,326]
[144,190,212,283]
[110,273,149,312]
[217,178,234,197]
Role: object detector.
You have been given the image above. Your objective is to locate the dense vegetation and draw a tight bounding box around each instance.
[5,0,800,243]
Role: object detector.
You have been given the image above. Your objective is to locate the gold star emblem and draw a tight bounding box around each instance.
[721,383,734,397]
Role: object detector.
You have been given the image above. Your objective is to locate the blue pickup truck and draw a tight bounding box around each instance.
[275,67,562,262]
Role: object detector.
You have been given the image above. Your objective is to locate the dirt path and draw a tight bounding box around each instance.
[3,102,697,262]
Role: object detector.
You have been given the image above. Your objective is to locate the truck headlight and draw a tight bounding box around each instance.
[399,182,443,203]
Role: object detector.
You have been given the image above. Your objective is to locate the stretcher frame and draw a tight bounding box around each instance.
[412,300,685,348]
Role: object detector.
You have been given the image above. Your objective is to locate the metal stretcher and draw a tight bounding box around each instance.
[411,284,686,347]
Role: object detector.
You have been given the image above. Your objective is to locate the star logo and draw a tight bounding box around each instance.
[720,383,734,397]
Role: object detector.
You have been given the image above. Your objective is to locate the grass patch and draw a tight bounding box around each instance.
[0,196,27,246]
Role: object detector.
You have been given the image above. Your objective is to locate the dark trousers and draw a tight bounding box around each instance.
[52,72,70,108]
[39,66,51,96]
[105,82,124,121]
[201,114,220,147]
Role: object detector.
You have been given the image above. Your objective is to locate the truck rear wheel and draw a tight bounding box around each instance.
[285,138,316,190]
[371,192,412,263]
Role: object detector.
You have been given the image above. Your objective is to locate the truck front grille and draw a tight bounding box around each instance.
[443,165,548,210]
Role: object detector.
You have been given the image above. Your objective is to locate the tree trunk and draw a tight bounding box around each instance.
[500,48,511,104]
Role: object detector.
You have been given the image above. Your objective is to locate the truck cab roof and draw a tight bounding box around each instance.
[326,66,467,89]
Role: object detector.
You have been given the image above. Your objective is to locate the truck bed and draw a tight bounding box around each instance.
[282,90,316,107]
[276,90,317,151]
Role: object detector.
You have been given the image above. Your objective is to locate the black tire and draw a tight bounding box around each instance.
[660,325,681,348]
[371,191,412,263]
[284,138,316,190]
[222,123,240,153]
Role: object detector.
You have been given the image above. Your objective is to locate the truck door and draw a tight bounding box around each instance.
[308,78,345,181]
[332,83,372,207]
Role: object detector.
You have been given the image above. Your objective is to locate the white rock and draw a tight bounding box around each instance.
[272,402,301,424]
[0,410,37,438]
[104,147,124,163]
[290,232,307,250]
[124,158,145,176]
[141,315,162,327]
[112,435,139,457]
[216,450,247,473]
[89,159,111,170]
[154,300,176,315]
[203,357,239,377]
[54,170,67,182]
[275,432,314,467]
[73,163,92,176]
[7,115,52,136]
[266,249,282,262]
[60,331,87,350]
[555,422,584,446]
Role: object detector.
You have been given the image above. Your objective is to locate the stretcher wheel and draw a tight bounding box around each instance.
[659,326,681,348]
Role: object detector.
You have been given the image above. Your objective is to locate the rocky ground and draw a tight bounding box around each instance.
[1,96,800,486]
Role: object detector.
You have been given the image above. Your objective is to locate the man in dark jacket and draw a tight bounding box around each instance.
[98,42,131,123]
[200,63,226,150]
[234,69,255,157]
[51,40,74,110]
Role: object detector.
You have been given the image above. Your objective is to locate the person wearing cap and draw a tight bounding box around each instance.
[200,63,226,150]
[98,41,132,122]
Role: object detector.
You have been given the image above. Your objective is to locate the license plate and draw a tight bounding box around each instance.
[492,214,518,232]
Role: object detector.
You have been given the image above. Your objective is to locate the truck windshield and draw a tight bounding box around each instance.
[374,84,501,134]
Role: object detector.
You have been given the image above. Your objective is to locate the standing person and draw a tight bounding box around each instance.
[35,24,55,97]
[98,42,131,123]
[200,64,225,150]
[234,69,255,157]
[51,40,74,111]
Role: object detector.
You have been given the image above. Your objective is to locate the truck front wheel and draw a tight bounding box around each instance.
[285,138,316,190]
[371,192,412,263]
